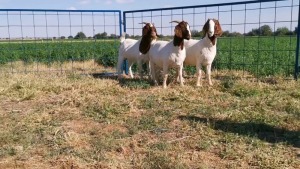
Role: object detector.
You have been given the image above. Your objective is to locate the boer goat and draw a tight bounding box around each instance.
[148,21,191,88]
[184,19,223,86]
[117,22,158,78]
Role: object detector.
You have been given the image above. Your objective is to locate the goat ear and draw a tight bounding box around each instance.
[139,36,152,54]
[202,19,210,33]
[142,26,148,36]
[214,19,223,37]
[174,25,182,38]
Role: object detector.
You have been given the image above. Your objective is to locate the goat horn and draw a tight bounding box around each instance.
[169,20,180,24]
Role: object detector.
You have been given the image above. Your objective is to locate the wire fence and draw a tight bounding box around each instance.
[123,0,300,79]
[0,1,299,79]
[0,9,122,74]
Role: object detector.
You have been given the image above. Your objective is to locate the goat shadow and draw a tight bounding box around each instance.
[89,72,119,80]
[178,115,300,148]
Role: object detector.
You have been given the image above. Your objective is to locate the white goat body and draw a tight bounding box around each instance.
[117,38,149,78]
[117,23,158,78]
[184,37,216,86]
[149,21,191,88]
[183,19,222,86]
[149,40,186,88]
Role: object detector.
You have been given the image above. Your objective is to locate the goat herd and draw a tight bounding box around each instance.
[117,19,223,88]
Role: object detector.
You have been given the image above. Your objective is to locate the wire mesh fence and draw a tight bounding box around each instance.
[123,0,300,79]
[0,1,299,79]
[0,9,122,74]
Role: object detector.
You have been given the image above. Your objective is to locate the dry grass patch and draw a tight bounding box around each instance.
[0,71,299,168]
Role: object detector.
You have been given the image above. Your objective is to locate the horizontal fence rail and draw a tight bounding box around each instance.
[123,0,300,79]
[0,9,122,74]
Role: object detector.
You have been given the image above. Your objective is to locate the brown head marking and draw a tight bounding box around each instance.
[172,21,191,50]
[139,22,158,54]
[202,19,223,46]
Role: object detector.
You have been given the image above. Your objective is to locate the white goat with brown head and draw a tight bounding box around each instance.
[184,19,223,86]
[148,21,191,88]
[117,22,158,78]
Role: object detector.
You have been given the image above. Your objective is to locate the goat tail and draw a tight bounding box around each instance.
[120,32,126,43]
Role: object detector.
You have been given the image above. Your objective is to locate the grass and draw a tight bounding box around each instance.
[0,36,298,77]
[0,69,299,168]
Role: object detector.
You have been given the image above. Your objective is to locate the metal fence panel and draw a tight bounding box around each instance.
[123,0,299,79]
[0,9,122,74]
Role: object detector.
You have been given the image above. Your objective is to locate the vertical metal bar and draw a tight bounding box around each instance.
[19,11,25,73]
[216,6,220,76]
[122,12,129,75]
[171,10,173,35]
[192,8,195,35]
[81,12,84,72]
[229,5,233,70]
[257,2,262,77]
[295,1,300,79]
[6,11,13,73]
[243,4,247,76]
[161,10,163,37]
[119,11,122,36]
[45,11,50,72]
[57,11,62,73]
[123,12,126,33]
[272,1,277,76]
[288,0,294,76]
[92,12,96,71]
[68,12,74,71]
[32,11,38,73]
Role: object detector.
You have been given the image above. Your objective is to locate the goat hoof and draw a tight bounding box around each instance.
[196,84,202,87]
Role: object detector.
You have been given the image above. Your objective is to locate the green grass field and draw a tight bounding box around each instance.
[0,36,298,77]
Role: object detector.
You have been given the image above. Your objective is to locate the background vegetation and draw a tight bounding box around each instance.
[0,25,298,77]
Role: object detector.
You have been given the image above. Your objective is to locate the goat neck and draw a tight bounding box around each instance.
[140,35,156,54]
[205,33,218,46]
[173,35,184,50]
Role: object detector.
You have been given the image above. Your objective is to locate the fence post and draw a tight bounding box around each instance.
[295,3,300,80]
[121,12,129,75]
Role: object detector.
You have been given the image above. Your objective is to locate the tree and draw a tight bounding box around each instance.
[229,32,243,37]
[74,32,86,39]
[191,30,201,37]
[68,35,73,39]
[275,27,290,36]
[260,25,273,36]
[110,34,117,38]
[60,36,66,39]
[93,32,108,39]
[100,32,107,38]
[222,31,230,37]
[247,25,272,36]
[294,27,298,35]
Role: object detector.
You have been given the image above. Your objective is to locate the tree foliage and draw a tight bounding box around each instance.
[74,32,87,39]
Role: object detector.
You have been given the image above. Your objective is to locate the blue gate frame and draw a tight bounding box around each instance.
[123,0,300,79]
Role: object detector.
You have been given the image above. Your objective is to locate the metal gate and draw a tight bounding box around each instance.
[0,9,122,74]
[123,0,300,79]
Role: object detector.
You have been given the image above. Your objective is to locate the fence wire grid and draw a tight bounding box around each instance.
[123,0,300,79]
[0,9,122,74]
[0,0,299,79]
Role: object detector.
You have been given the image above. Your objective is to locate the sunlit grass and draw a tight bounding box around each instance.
[0,70,299,168]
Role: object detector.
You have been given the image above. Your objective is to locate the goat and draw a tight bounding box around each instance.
[183,19,222,86]
[148,21,191,88]
[117,22,158,78]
